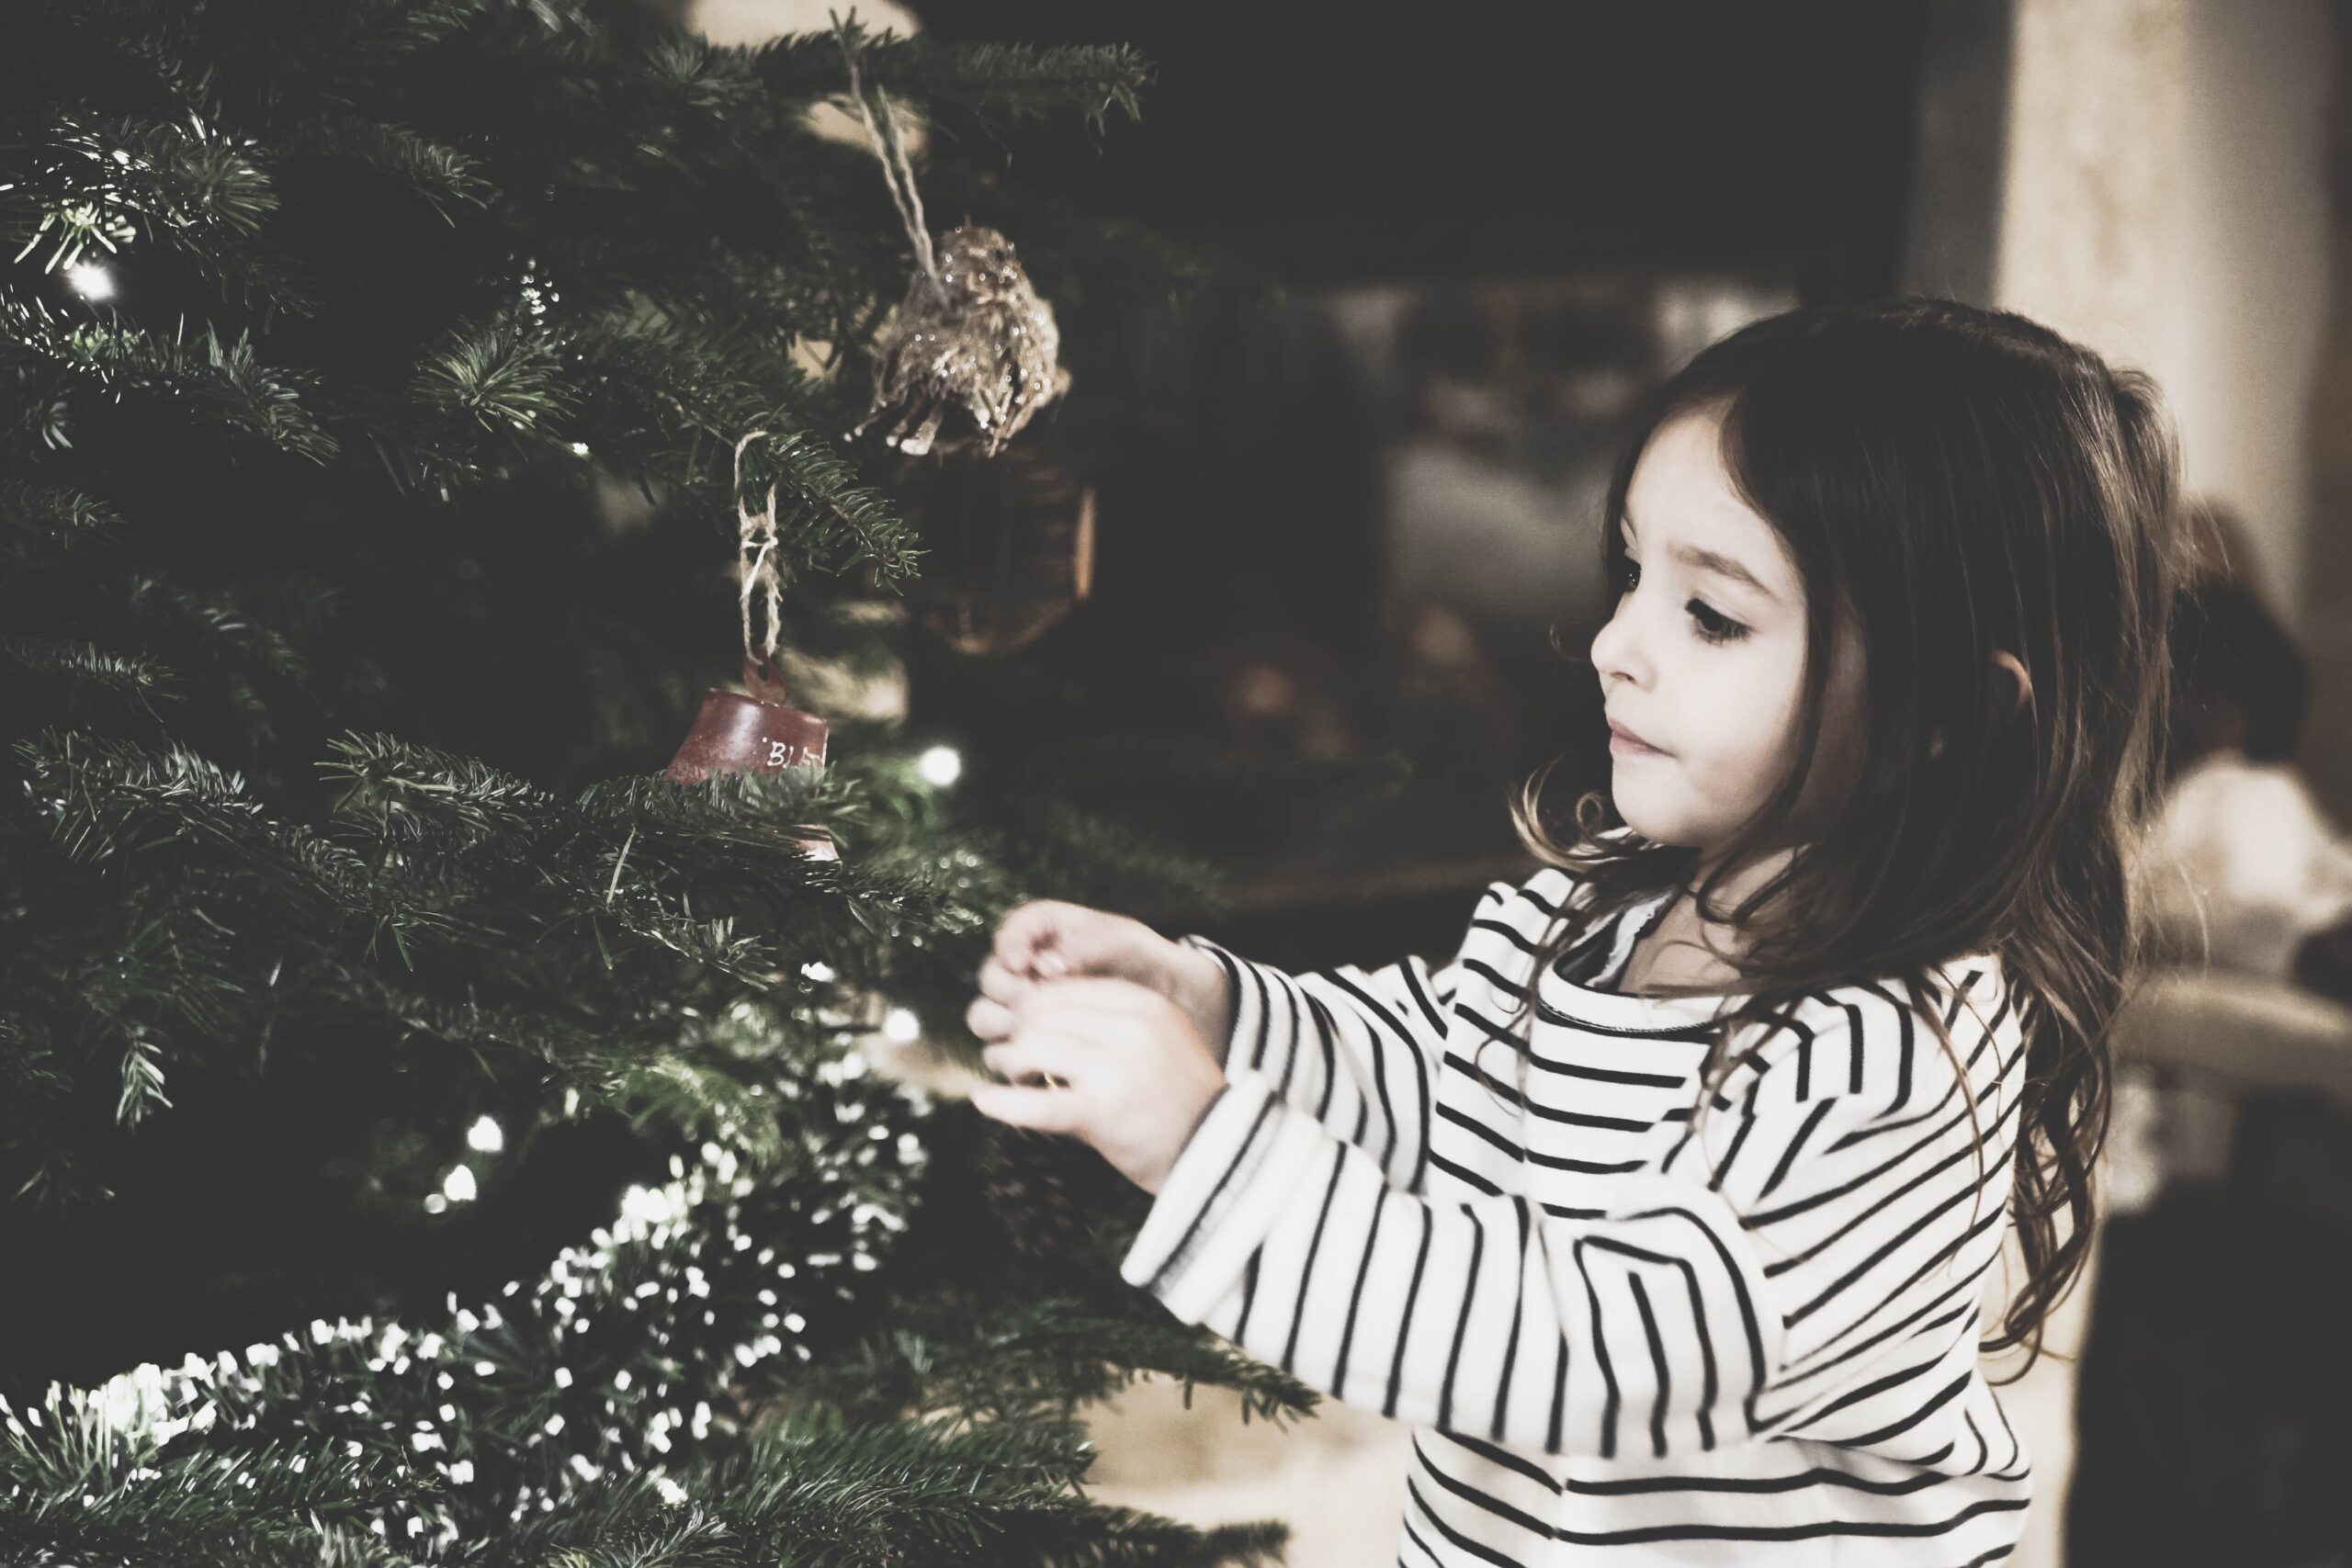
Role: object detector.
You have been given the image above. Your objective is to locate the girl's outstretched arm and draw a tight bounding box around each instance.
[1177,879,1519,1196]
[1121,971,2028,1464]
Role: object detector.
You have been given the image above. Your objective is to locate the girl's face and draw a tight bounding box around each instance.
[1589,407,1865,860]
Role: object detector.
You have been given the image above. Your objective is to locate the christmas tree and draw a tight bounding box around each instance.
[0,0,1317,1559]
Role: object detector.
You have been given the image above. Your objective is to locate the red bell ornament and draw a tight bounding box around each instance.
[680,428,842,860]
[665,656,838,862]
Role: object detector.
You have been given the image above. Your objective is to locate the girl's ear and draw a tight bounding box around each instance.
[1994,650,2033,716]
[1929,652,2034,758]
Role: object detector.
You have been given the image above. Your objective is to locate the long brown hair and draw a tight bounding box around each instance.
[1496,298,2187,1383]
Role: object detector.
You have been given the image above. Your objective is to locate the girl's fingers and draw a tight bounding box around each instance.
[976,954,1029,1005]
[965,993,1013,1042]
[970,976,1149,1051]
[1009,975,1161,1026]
[967,1080,1080,1134]
[982,1037,1078,1087]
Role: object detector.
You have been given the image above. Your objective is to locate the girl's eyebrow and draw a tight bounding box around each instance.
[1623,512,1782,606]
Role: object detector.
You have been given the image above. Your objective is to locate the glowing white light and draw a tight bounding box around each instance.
[917,745,961,786]
[799,960,835,983]
[64,263,115,301]
[882,1009,920,1043]
[617,1183,685,1229]
[467,1116,503,1153]
[441,1165,477,1203]
[569,442,590,457]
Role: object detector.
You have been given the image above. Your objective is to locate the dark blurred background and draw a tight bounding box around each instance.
[892,0,1954,970]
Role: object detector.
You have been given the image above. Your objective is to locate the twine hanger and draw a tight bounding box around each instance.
[726,16,936,692]
[833,12,940,293]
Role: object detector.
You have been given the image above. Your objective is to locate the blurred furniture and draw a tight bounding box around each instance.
[2110,965,2352,1176]
[2058,966,2352,1568]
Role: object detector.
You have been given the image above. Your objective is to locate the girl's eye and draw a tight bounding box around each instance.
[1689,600,1750,645]
[1611,557,1751,645]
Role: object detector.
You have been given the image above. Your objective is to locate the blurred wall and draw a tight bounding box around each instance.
[2306,5,2352,825]
[1995,0,2332,627]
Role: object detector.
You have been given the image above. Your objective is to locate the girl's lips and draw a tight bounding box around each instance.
[1608,721,1665,754]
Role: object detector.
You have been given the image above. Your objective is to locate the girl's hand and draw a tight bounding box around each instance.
[967,976,1228,1196]
[968,900,1233,1065]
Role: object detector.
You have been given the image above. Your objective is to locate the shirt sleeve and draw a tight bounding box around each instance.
[1176,879,1515,1197]
[1120,970,2026,1462]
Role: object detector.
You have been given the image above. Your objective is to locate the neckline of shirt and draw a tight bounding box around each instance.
[1535,885,1733,1021]
[1531,874,2007,1028]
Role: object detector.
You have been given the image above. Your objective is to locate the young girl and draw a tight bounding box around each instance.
[966,298,2182,1566]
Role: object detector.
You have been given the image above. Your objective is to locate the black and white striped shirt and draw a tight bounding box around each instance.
[1121,867,2032,1565]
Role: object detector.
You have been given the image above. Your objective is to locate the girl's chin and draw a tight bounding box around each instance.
[1611,795,1705,851]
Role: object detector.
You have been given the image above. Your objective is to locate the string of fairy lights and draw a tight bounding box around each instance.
[1,1053,932,1549]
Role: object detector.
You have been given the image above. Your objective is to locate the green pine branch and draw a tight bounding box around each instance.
[17,729,420,931]
[0,637,177,727]
[0,112,319,318]
[754,23,1153,139]
[280,118,495,226]
[0,479,125,555]
[2,300,338,461]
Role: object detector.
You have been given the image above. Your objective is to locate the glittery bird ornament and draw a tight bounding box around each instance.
[830,20,1072,459]
[854,223,1072,458]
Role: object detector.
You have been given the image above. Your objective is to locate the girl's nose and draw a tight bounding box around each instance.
[1589,600,1645,689]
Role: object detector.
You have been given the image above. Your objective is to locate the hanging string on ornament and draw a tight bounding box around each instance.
[834,17,1072,457]
[663,430,839,862]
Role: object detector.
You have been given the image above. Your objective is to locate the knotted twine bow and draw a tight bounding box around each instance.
[733,428,784,683]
